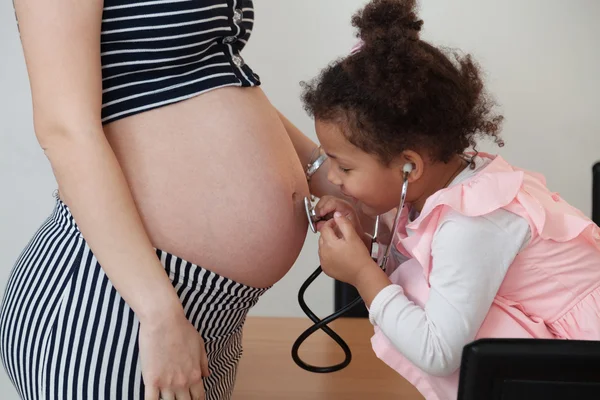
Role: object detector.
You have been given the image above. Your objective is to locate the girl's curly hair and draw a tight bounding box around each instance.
[302,0,504,165]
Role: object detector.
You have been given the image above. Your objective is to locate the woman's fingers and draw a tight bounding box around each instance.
[160,390,175,400]
[190,382,206,400]
[174,389,192,400]
[145,386,160,400]
[199,339,210,377]
[139,315,209,400]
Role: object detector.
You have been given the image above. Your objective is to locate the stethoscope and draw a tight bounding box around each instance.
[292,163,413,373]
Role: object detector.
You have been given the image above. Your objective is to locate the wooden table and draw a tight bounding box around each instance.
[233,317,424,400]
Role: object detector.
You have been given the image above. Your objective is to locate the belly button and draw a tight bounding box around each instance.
[292,191,308,202]
[292,191,305,211]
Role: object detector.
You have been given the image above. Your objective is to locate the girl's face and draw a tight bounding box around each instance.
[315,119,407,216]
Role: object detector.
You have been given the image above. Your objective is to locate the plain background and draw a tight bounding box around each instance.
[1,1,599,398]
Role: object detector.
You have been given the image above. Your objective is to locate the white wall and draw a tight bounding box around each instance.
[1,1,599,398]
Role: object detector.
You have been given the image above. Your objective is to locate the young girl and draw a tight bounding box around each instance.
[301,0,600,399]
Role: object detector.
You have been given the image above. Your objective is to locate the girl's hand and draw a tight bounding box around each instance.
[140,312,210,400]
[315,196,370,247]
[318,213,379,287]
[315,196,361,232]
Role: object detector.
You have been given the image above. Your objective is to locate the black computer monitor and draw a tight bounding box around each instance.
[457,338,600,400]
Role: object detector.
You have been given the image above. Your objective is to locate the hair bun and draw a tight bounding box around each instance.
[352,0,423,46]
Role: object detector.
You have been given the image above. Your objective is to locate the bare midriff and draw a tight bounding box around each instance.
[104,86,310,288]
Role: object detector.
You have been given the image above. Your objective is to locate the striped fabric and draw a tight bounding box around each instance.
[100,0,260,124]
[0,198,268,400]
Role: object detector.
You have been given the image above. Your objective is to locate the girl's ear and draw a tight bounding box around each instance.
[399,150,424,182]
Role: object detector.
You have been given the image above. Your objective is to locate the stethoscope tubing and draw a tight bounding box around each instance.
[292,171,410,373]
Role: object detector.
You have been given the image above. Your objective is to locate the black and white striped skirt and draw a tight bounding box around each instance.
[0,199,268,399]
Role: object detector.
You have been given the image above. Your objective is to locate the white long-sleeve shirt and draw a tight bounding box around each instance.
[368,157,531,376]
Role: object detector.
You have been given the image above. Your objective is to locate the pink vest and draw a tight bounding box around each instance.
[371,153,600,400]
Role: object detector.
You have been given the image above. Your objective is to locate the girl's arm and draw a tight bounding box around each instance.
[358,210,530,376]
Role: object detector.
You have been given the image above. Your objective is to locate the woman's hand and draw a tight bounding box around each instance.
[139,312,210,400]
[318,213,379,287]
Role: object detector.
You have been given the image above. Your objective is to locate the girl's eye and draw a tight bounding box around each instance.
[339,166,351,173]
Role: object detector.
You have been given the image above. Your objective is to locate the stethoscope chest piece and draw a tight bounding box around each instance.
[304,196,320,233]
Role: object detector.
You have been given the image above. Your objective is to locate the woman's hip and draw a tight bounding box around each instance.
[0,199,268,399]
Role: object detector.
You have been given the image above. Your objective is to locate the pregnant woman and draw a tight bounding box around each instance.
[0,1,331,399]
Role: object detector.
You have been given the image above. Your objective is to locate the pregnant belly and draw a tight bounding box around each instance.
[104,86,310,288]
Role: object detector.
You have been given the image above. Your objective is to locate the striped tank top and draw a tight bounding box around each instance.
[100,0,260,124]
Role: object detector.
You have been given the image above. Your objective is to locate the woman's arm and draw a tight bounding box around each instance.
[15,0,208,397]
[277,111,339,198]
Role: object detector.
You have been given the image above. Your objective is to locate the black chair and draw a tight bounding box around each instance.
[456,165,600,398]
[334,280,368,318]
[457,338,600,399]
